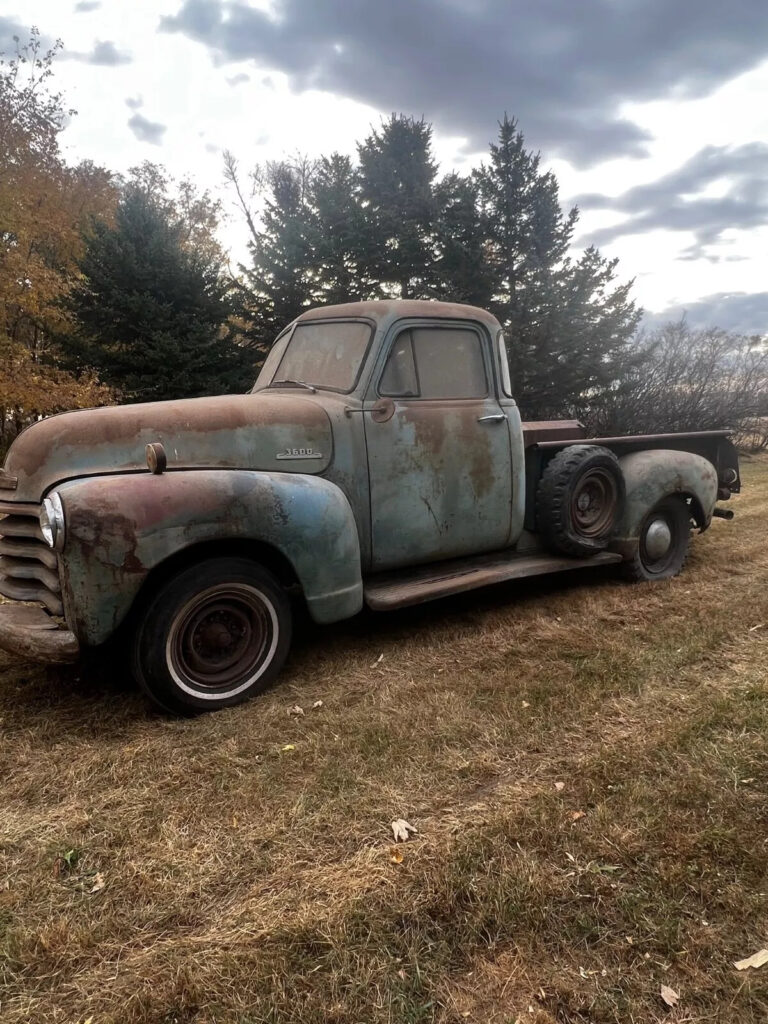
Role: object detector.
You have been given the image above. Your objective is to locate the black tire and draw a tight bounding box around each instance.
[131,557,292,714]
[621,496,691,582]
[536,444,625,557]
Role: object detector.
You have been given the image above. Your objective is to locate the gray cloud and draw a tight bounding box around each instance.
[74,2,102,11]
[125,95,143,110]
[128,112,167,145]
[65,39,132,65]
[0,16,51,54]
[226,72,249,86]
[645,292,768,335]
[160,0,768,165]
[575,143,768,254]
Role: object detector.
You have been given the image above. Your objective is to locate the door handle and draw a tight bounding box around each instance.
[477,413,507,424]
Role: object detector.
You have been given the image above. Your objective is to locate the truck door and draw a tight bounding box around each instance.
[364,321,512,571]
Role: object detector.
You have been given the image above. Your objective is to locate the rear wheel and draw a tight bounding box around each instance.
[621,496,691,582]
[132,557,292,713]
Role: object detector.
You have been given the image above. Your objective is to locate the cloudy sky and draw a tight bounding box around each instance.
[3,0,768,333]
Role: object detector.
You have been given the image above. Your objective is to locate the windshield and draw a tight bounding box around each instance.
[259,320,373,393]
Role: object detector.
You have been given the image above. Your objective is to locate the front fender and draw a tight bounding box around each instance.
[56,470,363,645]
[613,449,718,553]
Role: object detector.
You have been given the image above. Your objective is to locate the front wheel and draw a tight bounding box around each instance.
[621,496,691,582]
[132,557,292,713]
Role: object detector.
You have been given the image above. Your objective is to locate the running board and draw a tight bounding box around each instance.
[364,550,622,611]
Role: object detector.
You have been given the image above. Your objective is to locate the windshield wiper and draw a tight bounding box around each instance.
[269,378,317,393]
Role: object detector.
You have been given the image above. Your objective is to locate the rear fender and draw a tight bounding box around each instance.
[56,470,363,645]
[612,449,718,555]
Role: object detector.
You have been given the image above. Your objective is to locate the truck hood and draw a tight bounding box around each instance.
[2,393,333,502]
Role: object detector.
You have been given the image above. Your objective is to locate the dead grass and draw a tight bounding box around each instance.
[2,458,768,1023]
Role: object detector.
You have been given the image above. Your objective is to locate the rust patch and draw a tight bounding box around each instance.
[4,391,333,499]
[69,507,145,574]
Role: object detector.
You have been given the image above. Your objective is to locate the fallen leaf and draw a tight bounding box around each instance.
[735,948,768,970]
[389,846,404,864]
[660,984,679,1008]
[89,873,105,894]
[391,819,417,842]
[311,699,323,709]
[281,744,295,752]
[288,704,304,717]
[521,700,530,708]
[397,968,406,980]
[749,623,764,631]
[554,781,565,792]
[571,810,586,821]
[371,653,384,667]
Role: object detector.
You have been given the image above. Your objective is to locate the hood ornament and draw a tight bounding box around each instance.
[146,442,167,474]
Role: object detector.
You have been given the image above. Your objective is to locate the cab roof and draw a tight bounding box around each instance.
[295,299,501,332]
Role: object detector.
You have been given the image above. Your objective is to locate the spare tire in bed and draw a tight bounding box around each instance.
[536,444,625,557]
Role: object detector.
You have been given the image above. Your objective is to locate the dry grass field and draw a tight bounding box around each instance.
[1,458,768,1024]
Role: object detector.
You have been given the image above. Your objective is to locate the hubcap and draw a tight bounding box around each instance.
[644,518,672,560]
[166,583,279,698]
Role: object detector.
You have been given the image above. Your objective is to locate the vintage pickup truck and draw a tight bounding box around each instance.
[0,300,740,712]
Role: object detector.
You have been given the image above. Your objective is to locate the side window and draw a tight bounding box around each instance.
[412,327,487,399]
[379,332,418,396]
[379,326,488,400]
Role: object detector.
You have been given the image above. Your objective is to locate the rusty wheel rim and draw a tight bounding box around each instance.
[166,583,278,697]
[570,469,618,538]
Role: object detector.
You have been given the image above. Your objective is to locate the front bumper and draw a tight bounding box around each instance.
[0,604,80,663]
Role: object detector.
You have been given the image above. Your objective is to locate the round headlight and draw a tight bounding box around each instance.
[40,492,65,551]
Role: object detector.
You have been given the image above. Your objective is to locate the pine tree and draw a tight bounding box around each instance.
[240,158,316,349]
[431,172,493,306]
[357,115,438,298]
[66,185,251,402]
[476,116,641,417]
[309,153,369,305]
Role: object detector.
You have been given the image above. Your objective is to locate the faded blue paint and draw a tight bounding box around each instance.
[614,449,719,546]
[56,470,362,645]
[360,315,513,570]
[0,298,740,668]
[5,393,334,502]
[504,403,527,548]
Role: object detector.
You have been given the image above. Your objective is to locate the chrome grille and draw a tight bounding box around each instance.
[0,503,63,615]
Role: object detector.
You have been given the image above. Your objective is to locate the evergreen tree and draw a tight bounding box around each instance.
[476,115,641,417]
[309,153,369,305]
[357,115,438,298]
[240,158,316,349]
[431,172,493,307]
[66,185,250,402]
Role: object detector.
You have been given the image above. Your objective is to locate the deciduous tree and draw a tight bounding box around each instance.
[0,30,116,443]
